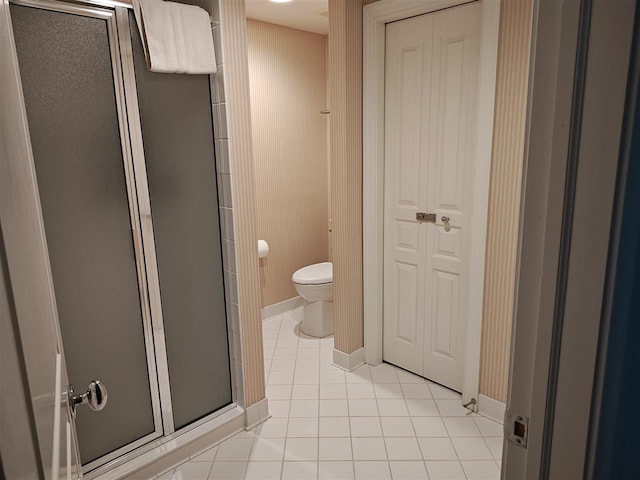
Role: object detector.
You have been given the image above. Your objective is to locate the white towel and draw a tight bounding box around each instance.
[133,0,217,74]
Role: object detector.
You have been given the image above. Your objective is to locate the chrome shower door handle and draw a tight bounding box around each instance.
[68,380,108,417]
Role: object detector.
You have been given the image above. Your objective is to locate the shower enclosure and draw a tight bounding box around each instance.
[9,0,234,474]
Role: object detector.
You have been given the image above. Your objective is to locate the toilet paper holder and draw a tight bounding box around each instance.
[258,239,269,259]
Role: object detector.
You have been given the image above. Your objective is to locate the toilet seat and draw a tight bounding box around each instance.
[292,262,332,285]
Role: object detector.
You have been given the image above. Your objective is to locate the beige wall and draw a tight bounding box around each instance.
[218,0,264,408]
[329,0,364,355]
[221,0,531,406]
[246,20,329,308]
[479,0,533,402]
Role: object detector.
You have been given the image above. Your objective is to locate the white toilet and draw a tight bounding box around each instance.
[292,262,333,337]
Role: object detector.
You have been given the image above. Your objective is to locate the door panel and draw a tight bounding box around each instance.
[437,41,466,211]
[129,14,233,429]
[383,2,481,391]
[432,271,459,358]
[383,13,433,375]
[429,4,481,230]
[394,262,419,342]
[424,3,480,390]
[11,4,157,465]
[397,47,423,207]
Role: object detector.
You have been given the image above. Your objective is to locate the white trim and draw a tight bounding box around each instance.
[478,394,506,424]
[463,0,500,410]
[92,406,245,480]
[333,347,365,372]
[261,296,304,321]
[245,397,270,430]
[362,0,500,404]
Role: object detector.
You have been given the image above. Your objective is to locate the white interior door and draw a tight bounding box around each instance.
[383,2,481,392]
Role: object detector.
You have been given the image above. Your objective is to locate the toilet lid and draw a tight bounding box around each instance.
[292,262,333,285]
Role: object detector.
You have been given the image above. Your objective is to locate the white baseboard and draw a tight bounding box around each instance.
[477,394,506,424]
[333,347,365,372]
[245,397,270,430]
[262,296,304,321]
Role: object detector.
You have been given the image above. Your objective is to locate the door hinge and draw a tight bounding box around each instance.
[505,409,529,449]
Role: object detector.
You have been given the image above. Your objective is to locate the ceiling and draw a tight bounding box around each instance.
[245,0,329,35]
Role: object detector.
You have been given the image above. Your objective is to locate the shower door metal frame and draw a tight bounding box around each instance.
[96,7,242,475]
[7,0,242,476]
[114,6,176,438]
[114,0,242,442]
[7,0,170,473]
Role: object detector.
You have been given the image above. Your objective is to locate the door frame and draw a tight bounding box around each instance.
[363,0,500,405]
[503,0,637,476]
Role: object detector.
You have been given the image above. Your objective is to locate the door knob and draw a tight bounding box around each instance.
[68,380,108,417]
[441,216,451,232]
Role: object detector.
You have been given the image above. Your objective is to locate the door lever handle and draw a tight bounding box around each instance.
[68,380,108,417]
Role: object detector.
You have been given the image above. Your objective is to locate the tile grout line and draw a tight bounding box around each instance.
[378,366,398,471]
[186,309,504,480]
[280,311,293,479]
[315,323,321,480]
[206,442,220,478]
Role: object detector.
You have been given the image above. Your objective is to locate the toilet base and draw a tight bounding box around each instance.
[300,300,334,338]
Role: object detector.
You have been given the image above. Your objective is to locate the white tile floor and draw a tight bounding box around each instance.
[157,308,504,479]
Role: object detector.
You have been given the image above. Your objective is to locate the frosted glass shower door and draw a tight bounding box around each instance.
[129,13,233,430]
[10,1,161,468]
[10,0,234,471]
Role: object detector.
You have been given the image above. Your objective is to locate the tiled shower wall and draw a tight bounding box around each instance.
[209,1,246,408]
[194,0,267,410]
